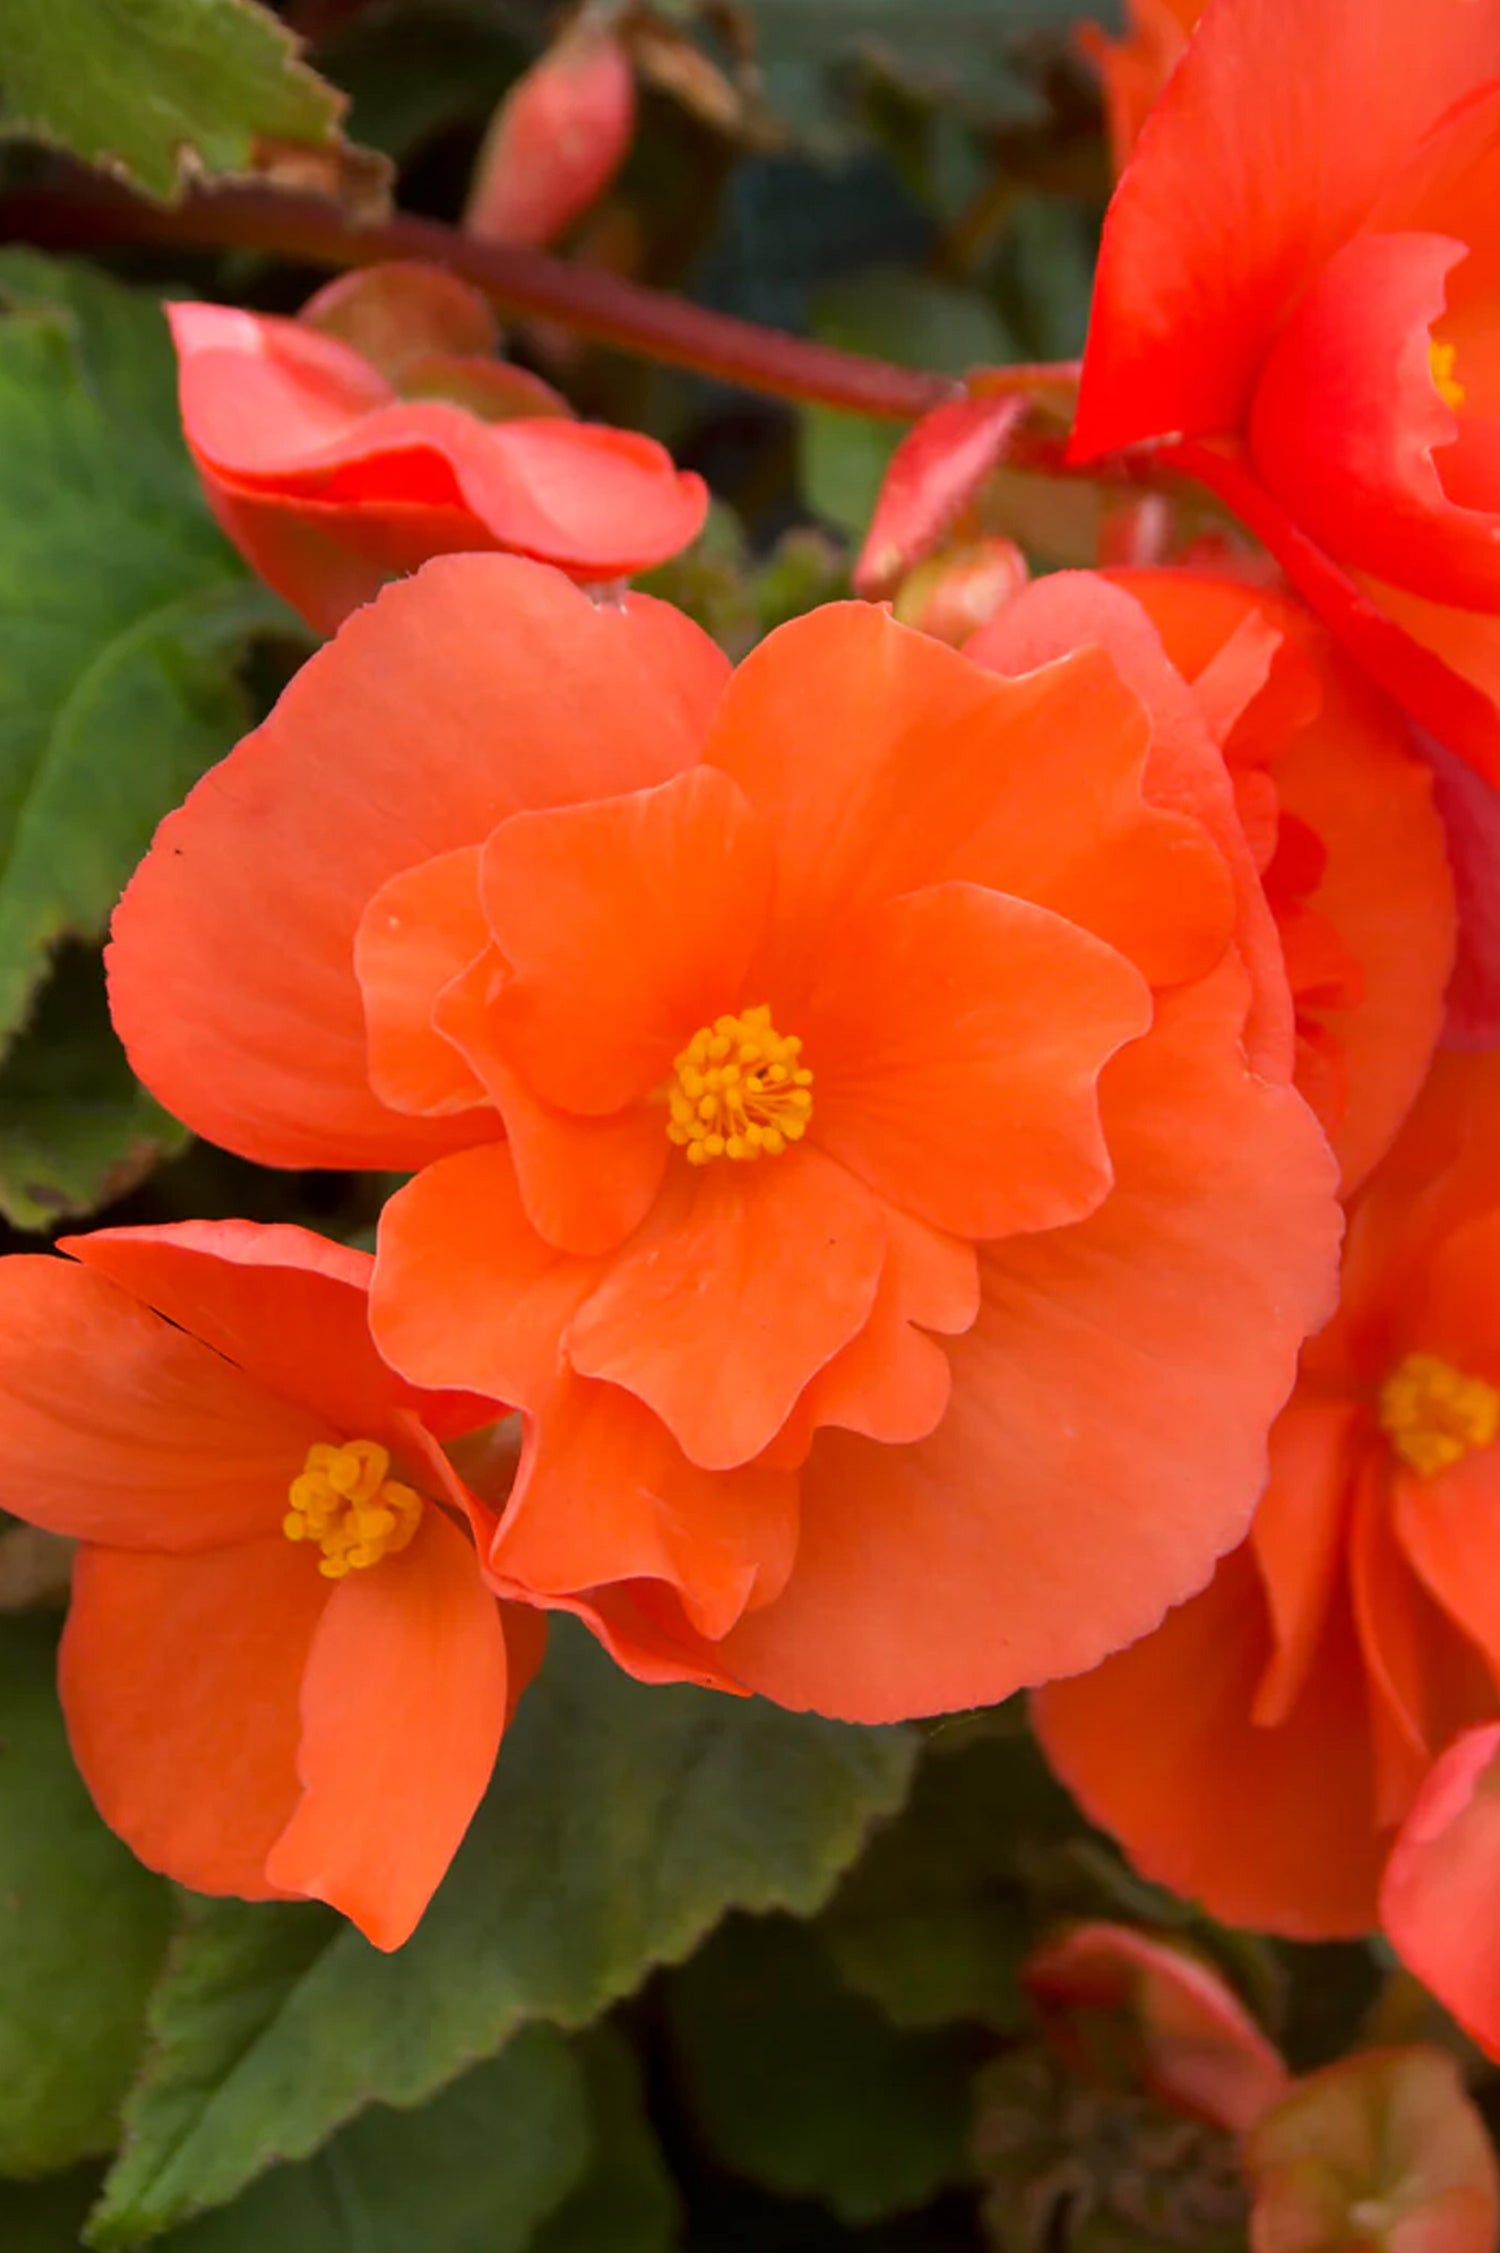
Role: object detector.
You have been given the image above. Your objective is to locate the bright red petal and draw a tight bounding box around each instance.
[61,1537,325,1898]
[109,556,728,1169]
[264,1508,508,1949]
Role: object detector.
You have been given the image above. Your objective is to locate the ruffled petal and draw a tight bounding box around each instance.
[109,556,728,1169]
[716,955,1342,1716]
[480,768,775,1114]
[61,1537,325,1897]
[0,1254,321,1550]
[264,1508,508,1949]
[355,845,491,1117]
[806,880,1150,1241]
[567,1148,888,1471]
[1036,1546,1386,1939]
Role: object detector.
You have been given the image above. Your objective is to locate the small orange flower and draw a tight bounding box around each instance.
[0,1220,539,1949]
[169,264,705,635]
[1037,1050,1500,1939]
[108,555,1340,1719]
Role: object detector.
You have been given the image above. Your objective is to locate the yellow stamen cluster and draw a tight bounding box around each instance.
[1377,1351,1500,1478]
[665,1005,813,1166]
[283,1438,422,1578]
[1431,338,1466,411]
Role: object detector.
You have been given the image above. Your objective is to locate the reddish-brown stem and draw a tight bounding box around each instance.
[0,179,962,421]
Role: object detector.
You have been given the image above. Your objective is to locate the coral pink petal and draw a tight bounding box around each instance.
[265,1508,508,1949]
[720,956,1341,1717]
[1383,1724,1500,2058]
[108,556,728,1169]
[61,1537,325,1898]
[481,767,775,1115]
[1074,0,1500,456]
[0,1254,323,1550]
[1249,1394,1363,1728]
[567,1148,887,1472]
[355,845,491,1118]
[807,880,1151,1240]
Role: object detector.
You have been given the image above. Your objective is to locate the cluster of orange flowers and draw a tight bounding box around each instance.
[14,0,1500,2051]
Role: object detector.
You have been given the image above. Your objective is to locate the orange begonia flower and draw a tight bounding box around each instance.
[1036,1049,1500,1939]
[1075,0,1205,177]
[1075,567,1454,1190]
[1072,0,1500,790]
[107,554,1341,1720]
[168,265,705,636]
[0,1220,539,1949]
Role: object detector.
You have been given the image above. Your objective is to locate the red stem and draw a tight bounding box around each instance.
[0,179,962,421]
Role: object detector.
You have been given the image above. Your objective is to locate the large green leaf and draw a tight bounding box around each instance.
[0,251,294,1063]
[0,0,377,205]
[666,1915,975,2224]
[0,1615,172,2176]
[158,2029,589,2253]
[92,1625,916,2245]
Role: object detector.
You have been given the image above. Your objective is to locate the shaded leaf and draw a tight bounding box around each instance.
[158,2029,589,2253]
[0,2167,101,2252]
[0,947,187,1231]
[0,253,295,1063]
[0,0,382,206]
[0,1615,172,2176]
[532,2027,680,2253]
[667,1915,976,2224]
[92,1624,916,2245]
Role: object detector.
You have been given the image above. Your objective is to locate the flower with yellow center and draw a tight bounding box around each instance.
[665,1005,813,1166]
[1377,1351,1500,1478]
[284,1437,422,1577]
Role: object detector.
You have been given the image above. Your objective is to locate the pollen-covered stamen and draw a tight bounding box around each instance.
[1430,338,1466,412]
[665,1004,813,1166]
[283,1438,422,1578]
[1377,1351,1499,1478]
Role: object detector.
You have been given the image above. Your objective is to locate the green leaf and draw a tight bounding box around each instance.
[531,2028,680,2253]
[666,1915,976,2224]
[157,2029,589,2253]
[0,946,188,1230]
[801,273,1014,538]
[0,1614,173,2175]
[0,252,295,1065]
[0,0,380,205]
[92,1624,916,2246]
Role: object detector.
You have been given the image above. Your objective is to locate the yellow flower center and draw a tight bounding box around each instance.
[1430,339,1466,411]
[665,1005,813,1166]
[283,1438,422,1578]
[1377,1352,1499,1478]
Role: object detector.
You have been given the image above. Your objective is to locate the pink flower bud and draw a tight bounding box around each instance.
[466,24,636,251]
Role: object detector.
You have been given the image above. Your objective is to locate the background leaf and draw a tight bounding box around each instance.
[91,1625,916,2245]
[0,1614,172,2176]
[531,2027,681,2253]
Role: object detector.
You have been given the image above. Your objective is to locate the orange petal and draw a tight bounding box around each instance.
[481,767,775,1114]
[0,1254,322,1550]
[109,555,728,1169]
[712,600,1230,997]
[490,1370,798,1640]
[1383,1725,1500,2060]
[1395,1446,1500,1704]
[1249,1394,1363,1728]
[61,1537,325,1898]
[434,947,667,1255]
[264,1508,508,1949]
[355,845,491,1117]
[1036,1546,1385,1939]
[567,1148,887,1471]
[373,1143,603,1408]
[717,954,1342,1717]
[807,880,1150,1240]
[65,1219,500,1447]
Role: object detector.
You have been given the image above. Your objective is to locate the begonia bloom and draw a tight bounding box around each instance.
[108,554,1340,1721]
[1073,0,1500,788]
[168,267,705,635]
[1046,567,1455,1190]
[0,1220,537,1950]
[1036,1049,1500,1939]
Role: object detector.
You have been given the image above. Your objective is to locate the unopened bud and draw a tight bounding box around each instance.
[466,23,636,250]
[893,538,1029,647]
